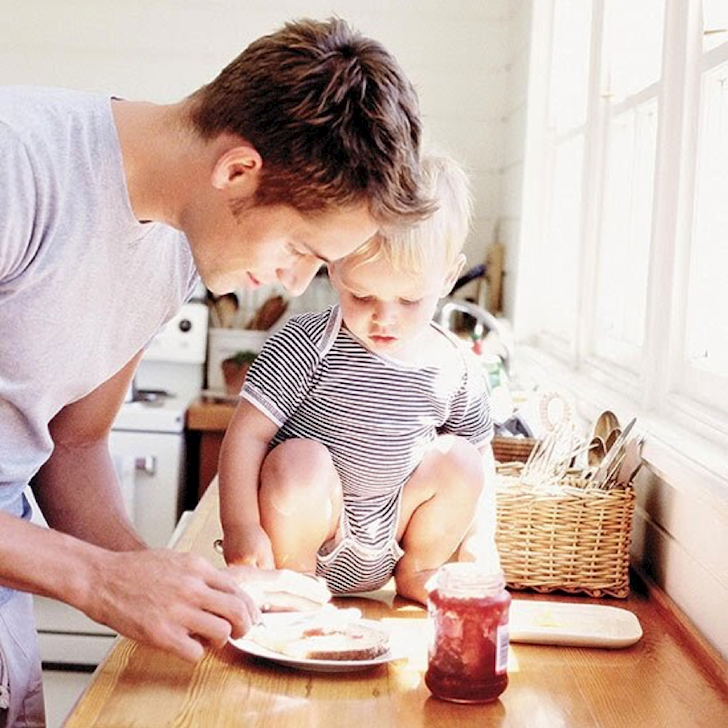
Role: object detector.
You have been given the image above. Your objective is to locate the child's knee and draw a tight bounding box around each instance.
[432,436,484,497]
[261,439,339,507]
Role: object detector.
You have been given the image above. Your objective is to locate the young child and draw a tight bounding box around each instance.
[218,156,499,604]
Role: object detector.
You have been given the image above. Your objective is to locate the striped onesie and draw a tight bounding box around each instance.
[242,305,493,594]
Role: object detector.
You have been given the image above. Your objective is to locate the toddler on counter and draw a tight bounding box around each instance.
[218,155,499,604]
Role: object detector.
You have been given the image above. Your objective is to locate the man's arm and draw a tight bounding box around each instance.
[1,353,329,660]
[0,506,259,660]
[31,350,145,550]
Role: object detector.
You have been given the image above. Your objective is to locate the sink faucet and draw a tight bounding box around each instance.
[435,300,514,375]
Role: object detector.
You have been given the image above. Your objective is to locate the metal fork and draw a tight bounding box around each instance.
[521,424,576,487]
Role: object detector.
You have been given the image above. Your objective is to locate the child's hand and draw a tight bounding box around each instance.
[223,523,276,570]
[228,566,332,613]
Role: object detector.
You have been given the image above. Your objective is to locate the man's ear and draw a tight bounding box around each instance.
[210,144,262,196]
[441,253,466,297]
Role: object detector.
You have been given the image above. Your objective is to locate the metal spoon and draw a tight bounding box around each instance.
[592,418,636,488]
[616,437,644,486]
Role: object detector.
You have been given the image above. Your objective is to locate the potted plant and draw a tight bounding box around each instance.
[221,350,257,395]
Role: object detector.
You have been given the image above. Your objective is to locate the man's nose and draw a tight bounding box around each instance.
[277,257,322,296]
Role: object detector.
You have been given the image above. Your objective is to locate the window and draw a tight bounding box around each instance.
[529,0,728,439]
[541,135,584,344]
[539,0,592,347]
[592,0,665,373]
[679,26,728,414]
[594,97,658,371]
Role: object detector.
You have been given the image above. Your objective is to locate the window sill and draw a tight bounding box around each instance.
[516,345,728,510]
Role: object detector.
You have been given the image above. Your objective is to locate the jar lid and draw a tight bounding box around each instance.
[427,562,506,598]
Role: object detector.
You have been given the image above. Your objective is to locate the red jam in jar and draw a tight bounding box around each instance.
[425,562,511,703]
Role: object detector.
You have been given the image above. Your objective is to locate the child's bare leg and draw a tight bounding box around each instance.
[394,436,484,604]
[259,439,342,572]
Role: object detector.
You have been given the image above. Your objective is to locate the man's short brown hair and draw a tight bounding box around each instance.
[188,18,432,225]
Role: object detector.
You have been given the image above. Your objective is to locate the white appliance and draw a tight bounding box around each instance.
[32,302,208,666]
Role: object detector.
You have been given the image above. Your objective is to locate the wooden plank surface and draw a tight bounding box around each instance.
[186,400,235,432]
[65,484,728,728]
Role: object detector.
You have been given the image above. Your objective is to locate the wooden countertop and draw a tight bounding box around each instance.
[65,485,728,727]
[186,398,235,432]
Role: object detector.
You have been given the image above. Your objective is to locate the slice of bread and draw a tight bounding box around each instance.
[249,621,389,661]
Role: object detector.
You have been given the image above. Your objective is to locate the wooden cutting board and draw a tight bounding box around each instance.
[509,599,643,648]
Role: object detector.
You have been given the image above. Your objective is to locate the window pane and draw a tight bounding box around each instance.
[541,135,584,342]
[593,100,658,370]
[548,0,593,131]
[604,0,665,97]
[685,61,728,383]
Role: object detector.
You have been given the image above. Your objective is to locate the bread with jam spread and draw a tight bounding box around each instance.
[249,621,389,661]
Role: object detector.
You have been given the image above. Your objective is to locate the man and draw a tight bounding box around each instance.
[0,18,431,725]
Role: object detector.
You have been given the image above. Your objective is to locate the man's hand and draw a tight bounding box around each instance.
[229,565,332,613]
[222,523,276,570]
[83,549,260,662]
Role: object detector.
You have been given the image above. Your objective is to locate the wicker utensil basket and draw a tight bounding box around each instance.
[492,436,538,464]
[495,471,636,598]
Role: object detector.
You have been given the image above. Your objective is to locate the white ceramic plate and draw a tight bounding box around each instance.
[229,615,399,673]
[509,600,643,648]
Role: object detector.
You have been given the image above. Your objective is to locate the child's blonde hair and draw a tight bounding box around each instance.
[333,154,472,276]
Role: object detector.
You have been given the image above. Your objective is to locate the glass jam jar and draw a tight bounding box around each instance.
[425,562,511,703]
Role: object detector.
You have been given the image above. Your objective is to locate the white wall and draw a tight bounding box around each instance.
[500,0,533,320]
[631,464,728,660]
[0,0,520,272]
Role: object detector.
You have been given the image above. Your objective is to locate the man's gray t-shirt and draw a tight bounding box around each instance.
[0,87,198,602]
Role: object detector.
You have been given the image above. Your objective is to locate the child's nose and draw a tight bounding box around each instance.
[373,301,396,324]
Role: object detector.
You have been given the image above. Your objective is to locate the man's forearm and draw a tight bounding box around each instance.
[0,510,103,607]
[32,440,145,551]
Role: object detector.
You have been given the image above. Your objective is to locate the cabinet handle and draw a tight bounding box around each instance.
[134,456,157,476]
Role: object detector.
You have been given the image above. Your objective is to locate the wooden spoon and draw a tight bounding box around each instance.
[215,292,239,329]
[604,427,622,454]
[593,411,620,443]
[588,437,607,466]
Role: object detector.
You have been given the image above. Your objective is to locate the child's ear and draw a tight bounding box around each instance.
[440,254,466,297]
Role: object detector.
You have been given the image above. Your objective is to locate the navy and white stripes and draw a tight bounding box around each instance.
[241,306,492,593]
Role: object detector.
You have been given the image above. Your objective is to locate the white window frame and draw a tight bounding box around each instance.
[673,42,728,418]
[516,0,728,497]
[534,0,597,366]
